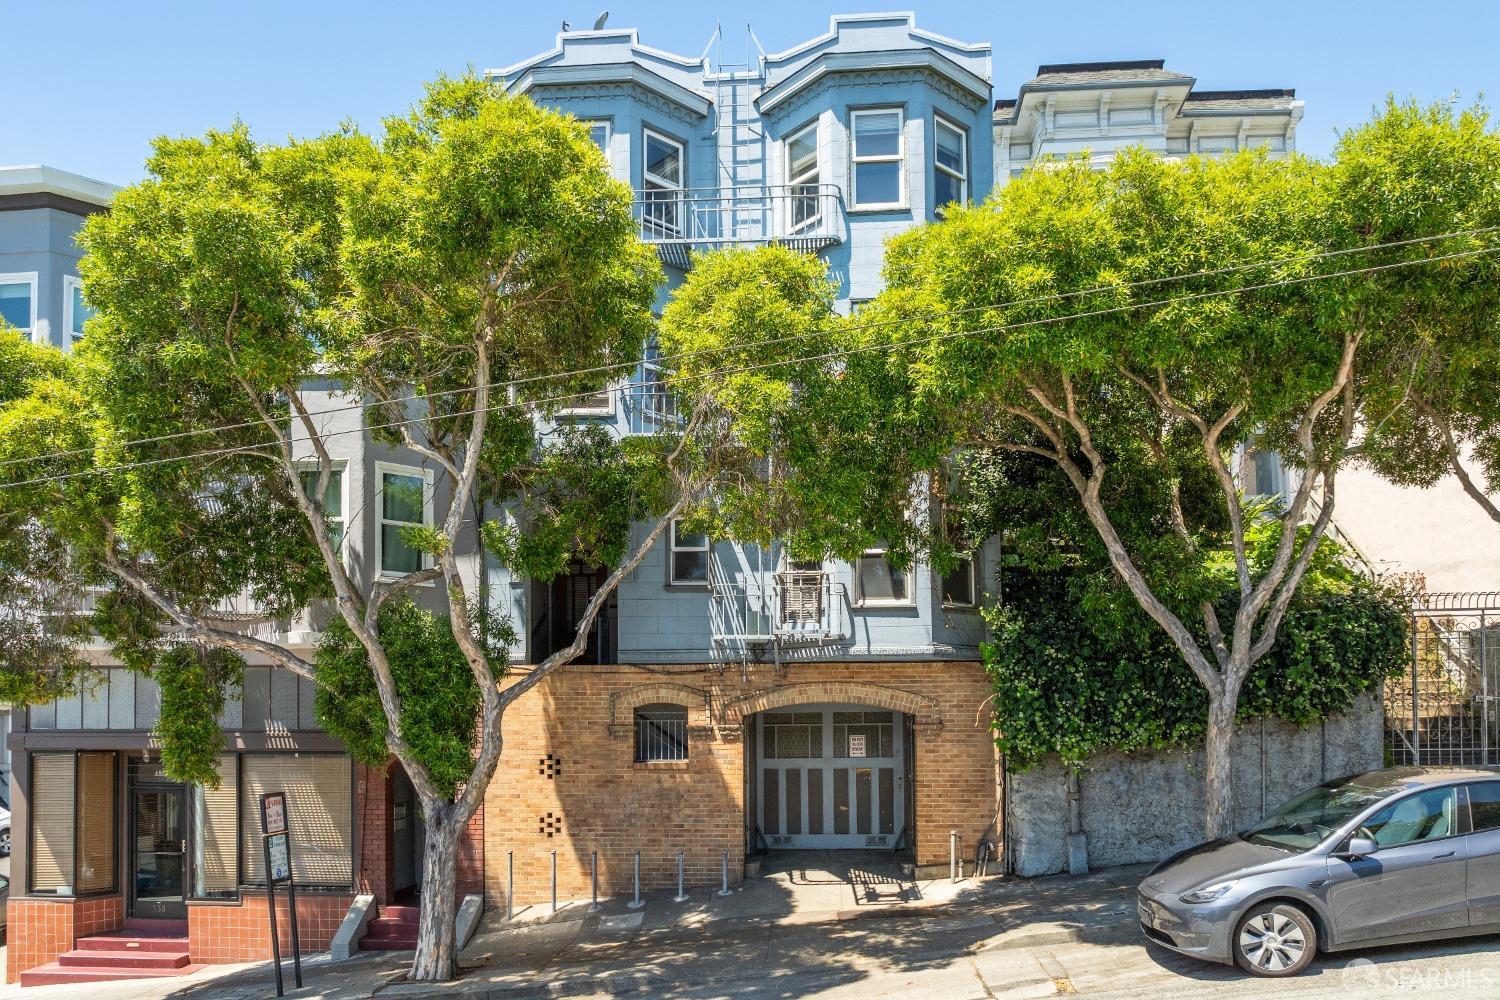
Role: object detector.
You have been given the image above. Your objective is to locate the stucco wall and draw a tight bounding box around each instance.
[1006,693,1384,877]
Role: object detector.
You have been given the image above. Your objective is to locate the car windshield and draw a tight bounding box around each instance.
[1243,780,1394,851]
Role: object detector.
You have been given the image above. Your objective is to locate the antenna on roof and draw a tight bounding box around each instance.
[593,10,610,30]
[561,19,571,30]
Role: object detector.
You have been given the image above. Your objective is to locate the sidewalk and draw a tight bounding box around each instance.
[0,859,1151,1000]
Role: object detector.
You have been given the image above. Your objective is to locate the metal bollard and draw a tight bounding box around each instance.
[673,850,689,902]
[950,830,958,884]
[589,850,601,913]
[717,848,733,897]
[628,851,645,909]
[507,850,515,921]
[551,849,558,912]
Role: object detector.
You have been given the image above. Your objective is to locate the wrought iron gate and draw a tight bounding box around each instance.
[1386,593,1500,765]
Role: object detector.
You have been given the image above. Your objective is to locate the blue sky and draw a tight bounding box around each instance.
[6,1,1496,185]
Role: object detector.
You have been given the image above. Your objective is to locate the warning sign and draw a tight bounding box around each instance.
[848,735,867,758]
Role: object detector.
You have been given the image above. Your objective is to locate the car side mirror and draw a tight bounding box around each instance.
[1340,835,1377,859]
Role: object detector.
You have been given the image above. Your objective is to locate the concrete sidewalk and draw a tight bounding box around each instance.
[0,859,1148,1000]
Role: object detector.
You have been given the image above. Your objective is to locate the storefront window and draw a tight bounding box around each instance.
[239,754,353,888]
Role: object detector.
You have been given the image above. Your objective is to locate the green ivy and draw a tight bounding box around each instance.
[986,572,1410,769]
[154,646,241,787]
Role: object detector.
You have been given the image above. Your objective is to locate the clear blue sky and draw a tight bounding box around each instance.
[6,1,1496,185]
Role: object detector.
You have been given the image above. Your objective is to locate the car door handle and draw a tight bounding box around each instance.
[1433,850,1457,859]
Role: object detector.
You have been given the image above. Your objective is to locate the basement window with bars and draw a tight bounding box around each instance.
[29,751,118,896]
[635,704,689,762]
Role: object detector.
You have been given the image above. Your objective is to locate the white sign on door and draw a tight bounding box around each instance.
[848,734,867,758]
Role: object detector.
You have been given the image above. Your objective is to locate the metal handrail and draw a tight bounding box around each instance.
[712,572,848,644]
[631,183,845,246]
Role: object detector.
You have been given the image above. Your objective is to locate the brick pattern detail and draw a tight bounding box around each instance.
[355,761,394,904]
[539,755,563,779]
[482,661,999,909]
[187,893,351,964]
[5,895,123,984]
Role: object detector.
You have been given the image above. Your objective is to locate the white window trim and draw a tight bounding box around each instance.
[850,108,906,211]
[374,461,435,580]
[933,115,968,212]
[0,271,40,342]
[941,552,978,609]
[853,547,916,608]
[586,119,611,151]
[784,121,822,233]
[295,460,350,559]
[62,274,89,345]
[668,518,711,587]
[643,127,685,191]
[558,384,616,417]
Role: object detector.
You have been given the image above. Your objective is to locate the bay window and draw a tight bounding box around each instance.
[786,122,821,231]
[934,117,968,212]
[643,129,684,238]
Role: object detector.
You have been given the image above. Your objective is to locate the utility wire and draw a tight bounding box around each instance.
[3,241,1498,491]
[4,223,1497,473]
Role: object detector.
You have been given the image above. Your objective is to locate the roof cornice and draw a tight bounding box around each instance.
[758,48,990,116]
[0,165,117,208]
[497,62,711,118]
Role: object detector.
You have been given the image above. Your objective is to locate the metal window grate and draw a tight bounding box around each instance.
[635,704,688,762]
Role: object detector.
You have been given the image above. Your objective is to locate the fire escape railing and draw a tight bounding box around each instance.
[631,184,845,249]
[712,571,848,648]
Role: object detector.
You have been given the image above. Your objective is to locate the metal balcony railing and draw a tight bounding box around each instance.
[632,184,846,250]
[712,571,848,647]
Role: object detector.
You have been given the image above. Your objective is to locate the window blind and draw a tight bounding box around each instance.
[75,752,116,893]
[195,755,239,896]
[31,753,76,893]
[240,754,352,887]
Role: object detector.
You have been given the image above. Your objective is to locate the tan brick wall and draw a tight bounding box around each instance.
[483,661,998,908]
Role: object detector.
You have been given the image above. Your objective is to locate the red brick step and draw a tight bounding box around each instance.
[20,922,199,988]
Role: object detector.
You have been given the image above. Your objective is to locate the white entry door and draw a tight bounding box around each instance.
[756,704,905,848]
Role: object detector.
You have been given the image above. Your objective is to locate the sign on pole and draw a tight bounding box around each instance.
[260,792,303,995]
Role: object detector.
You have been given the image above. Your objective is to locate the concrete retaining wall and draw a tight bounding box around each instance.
[1005,693,1384,877]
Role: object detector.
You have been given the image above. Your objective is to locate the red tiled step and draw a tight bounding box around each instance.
[60,949,190,970]
[76,933,191,953]
[124,917,188,935]
[20,959,203,987]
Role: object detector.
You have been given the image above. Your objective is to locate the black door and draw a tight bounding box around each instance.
[131,787,188,919]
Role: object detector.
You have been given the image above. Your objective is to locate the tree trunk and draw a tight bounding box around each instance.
[1203,693,1238,840]
[409,804,461,982]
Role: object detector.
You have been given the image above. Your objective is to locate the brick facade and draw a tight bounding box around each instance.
[483,661,999,908]
[187,893,352,964]
[5,895,123,983]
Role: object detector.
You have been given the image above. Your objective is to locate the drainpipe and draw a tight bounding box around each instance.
[1065,765,1088,875]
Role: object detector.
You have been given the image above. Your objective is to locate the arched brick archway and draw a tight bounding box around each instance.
[722,681,941,727]
[607,682,712,734]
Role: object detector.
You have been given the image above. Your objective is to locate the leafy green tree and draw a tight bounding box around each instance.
[665,114,1487,839]
[1348,99,1500,522]
[0,77,707,981]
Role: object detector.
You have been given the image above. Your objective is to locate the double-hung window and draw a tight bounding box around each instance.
[855,548,911,606]
[850,109,903,209]
[643,129,684,239]
[377,464,431,576]
[63,275,95,345]
[668,519,709,586]
[934,117,968,213]
[298,464,346,554]
[786,122,821,232]
[0,272,38,339]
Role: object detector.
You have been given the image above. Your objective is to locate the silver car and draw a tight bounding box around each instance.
[1138,766,1500,977]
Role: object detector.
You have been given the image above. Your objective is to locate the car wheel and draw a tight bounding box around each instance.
[1234,903,1316,977]
[0,826,10,858]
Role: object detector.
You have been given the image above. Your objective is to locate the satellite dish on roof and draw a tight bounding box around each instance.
[593,10,610,30]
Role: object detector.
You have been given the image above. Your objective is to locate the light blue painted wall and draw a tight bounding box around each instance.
[488,14,1000,664]
[0,205,90,349]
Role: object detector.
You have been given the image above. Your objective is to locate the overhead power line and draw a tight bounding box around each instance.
[3,240,1498,491]
[2,224,1496,473]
